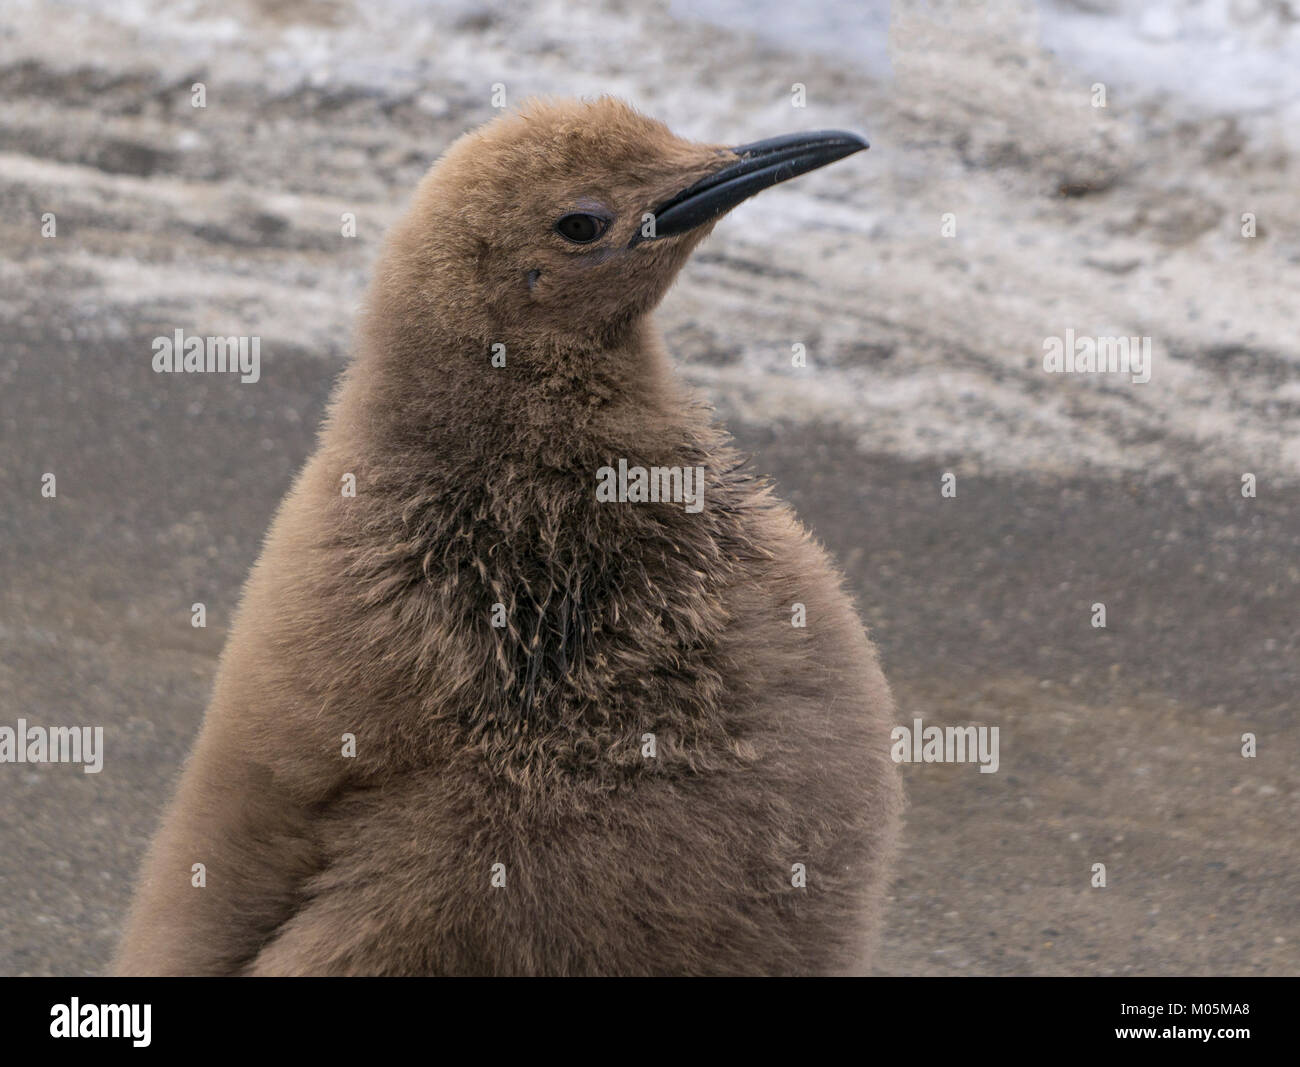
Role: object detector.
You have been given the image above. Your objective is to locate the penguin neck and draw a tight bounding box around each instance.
[347,313,697,467]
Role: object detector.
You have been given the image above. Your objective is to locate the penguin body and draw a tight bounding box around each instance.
[117,98,902,976]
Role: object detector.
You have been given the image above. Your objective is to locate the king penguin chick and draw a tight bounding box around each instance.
[116,97,902,977]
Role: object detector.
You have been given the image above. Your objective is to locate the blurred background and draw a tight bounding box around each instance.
[1,0,1297,975]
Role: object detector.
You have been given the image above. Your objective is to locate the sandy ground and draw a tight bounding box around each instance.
[0,0,1296,975]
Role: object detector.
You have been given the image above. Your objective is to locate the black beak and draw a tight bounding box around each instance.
[630,130,868,247]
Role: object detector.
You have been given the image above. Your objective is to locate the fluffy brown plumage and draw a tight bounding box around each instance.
[116,97,902,976]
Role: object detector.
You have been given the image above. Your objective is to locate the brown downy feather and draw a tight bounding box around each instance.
[116,97,902,976]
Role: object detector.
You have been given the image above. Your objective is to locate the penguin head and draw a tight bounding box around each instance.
[380,97,867,357]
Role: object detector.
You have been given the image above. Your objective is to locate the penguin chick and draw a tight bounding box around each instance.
[116,97,902,977]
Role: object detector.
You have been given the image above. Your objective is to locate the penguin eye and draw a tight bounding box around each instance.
[554,213,609,243]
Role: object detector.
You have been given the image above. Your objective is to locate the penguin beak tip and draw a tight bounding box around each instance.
[636,129,870,246]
